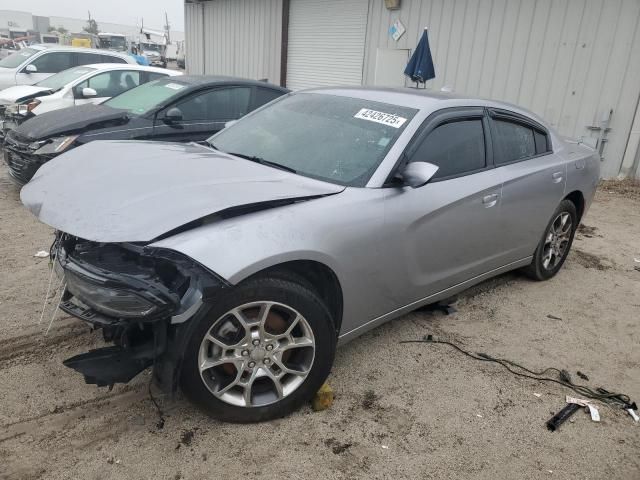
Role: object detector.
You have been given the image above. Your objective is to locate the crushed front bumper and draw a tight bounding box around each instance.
[54,235,229,390]
[3,132,52,185]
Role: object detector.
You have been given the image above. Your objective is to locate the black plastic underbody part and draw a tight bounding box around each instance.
[63,344,155,387]
[546,403,582,431]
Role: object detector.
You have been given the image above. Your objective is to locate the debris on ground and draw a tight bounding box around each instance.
[547,314,563,320]
[180,429,195,447]
[361,389,378,410]
[33,250,49,258]
[324,438,352,454]
[312,383,334,411]
[577,224,599,238]
[547,403,582,431]
[566,396,600,422]
[628,408,639,422]
[577,371,589,381]
[533,393,542,398]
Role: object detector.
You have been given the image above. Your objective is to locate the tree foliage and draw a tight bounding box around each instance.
[83,19,99,35]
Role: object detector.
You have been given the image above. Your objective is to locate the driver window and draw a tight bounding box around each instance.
[76,71,141,98]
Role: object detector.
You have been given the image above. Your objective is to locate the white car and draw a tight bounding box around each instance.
[0,64,181,138]
[0,44,137,90]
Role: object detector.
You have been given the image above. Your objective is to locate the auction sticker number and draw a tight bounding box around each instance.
[354,108,407,128]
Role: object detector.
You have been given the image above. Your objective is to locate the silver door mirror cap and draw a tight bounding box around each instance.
[25,64,37,73]
[401,162,439,188]
[82,87,97,98]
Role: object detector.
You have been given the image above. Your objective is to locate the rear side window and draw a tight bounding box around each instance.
[493,119,537,164]
[410,119,486,179]
[254,87,284,108]
[29,52,73,73]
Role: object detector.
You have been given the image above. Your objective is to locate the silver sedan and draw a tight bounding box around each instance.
[22,88,600,422]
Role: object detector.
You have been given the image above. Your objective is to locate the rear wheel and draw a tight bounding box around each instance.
[524,199,577,281]
[180,277,336,422]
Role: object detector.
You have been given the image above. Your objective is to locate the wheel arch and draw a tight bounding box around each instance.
[564,190,585,222]
[243,260,344,336]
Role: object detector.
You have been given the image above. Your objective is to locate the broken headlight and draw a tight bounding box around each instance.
[34,135,79,155]
[66,271,159,319]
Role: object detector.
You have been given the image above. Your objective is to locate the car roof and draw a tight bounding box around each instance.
[175,75,289,91]
[81,63,182,75]
[26,44,130,58]
[303,86,548,127]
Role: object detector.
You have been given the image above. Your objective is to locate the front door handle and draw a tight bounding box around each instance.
[552,171,564,183]
[482,193,499,208]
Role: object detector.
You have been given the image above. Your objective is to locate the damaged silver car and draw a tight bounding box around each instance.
[22,89,600,422]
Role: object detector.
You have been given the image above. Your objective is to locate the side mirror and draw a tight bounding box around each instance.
[399,162,439,188]
[24,64,37,73]
[224,120,237,129]
[163,107,183,124]
[81,87,97,98]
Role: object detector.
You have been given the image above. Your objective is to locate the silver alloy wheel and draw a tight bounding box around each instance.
[542,212,573,270]
[198,301,315,408]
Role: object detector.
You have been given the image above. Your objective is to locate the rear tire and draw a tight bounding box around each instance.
[180,277,336,423]
[524,199,577,281]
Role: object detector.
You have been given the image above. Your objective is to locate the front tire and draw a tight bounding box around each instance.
[180,276,336,423]
[524,199,577,281]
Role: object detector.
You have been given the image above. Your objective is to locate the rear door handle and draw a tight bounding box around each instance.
[552,171,564,183]
[482,193,499,208]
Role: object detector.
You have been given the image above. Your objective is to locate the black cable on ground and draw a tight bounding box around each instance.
[400,335,635,410]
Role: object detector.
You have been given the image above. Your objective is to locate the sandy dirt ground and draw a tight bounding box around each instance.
[0,166,638,480]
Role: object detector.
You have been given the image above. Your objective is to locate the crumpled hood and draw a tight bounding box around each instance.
[0,84,51,104]
[21,140,344,243]
[13,103,128,141]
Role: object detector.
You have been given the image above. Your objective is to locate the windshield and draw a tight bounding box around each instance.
[0,47,37,68]
[100,36,127,51]
[104,78,185,115]
[209,93,417,186]
[36,66,96,90]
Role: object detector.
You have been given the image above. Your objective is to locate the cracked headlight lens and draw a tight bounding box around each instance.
[34,135,79,155]
[66,272,158,319]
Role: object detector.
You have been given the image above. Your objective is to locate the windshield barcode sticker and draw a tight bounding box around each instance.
[164,83,184,90]
[354,109,407,128]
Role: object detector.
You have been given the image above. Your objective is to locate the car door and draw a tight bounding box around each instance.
[383,108,507,306]
[73,70,142,105]
[152,86,252,142]
[15,51,74,85]
[488,110,566,262]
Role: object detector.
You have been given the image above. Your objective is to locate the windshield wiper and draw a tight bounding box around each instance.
[226,151,298,174]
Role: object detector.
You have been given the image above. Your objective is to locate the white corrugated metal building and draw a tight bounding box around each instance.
[184,0,640,179]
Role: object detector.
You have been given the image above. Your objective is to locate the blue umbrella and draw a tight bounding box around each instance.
[404,29,435,84]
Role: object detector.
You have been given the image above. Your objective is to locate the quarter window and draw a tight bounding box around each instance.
[534,129,550,154]
[411,119,486,179]
[493,119,537,164]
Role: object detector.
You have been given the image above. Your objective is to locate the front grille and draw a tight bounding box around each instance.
[3,134,50,184]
